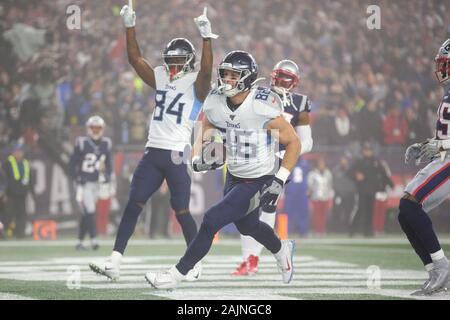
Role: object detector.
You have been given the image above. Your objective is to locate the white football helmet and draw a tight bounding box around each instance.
[435,39,450,83]
[86,115,105,140]
[270,59,300,94]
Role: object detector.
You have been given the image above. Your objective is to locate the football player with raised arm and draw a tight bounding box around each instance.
[144,50,301,289]
[402,39,450,295]
[89,1,217,281]
[233,59,313,276]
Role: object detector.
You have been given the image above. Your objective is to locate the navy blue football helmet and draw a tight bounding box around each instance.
[217,50,258,96]
[162,38,196,81]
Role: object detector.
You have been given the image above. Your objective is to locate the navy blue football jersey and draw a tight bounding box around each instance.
[70,136,113,184]
[435,86,450,140]
[258,87,311,153]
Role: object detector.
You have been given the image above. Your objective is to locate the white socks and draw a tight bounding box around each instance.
[111,251,123,266]
[430,249,445,262]
[240,211,276,260]
[425,263,434,272]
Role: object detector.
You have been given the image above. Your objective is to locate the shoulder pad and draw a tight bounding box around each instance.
[292,93,311,112]
[253,91,283,118]
[203,92,224,113]
[75,136,88,150]
[102,137,112,150]
[253,88,283,113]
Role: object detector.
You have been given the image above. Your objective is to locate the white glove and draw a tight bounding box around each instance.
[404,143,422,165]
[418,139,443,163]
[120,0,136,28]
[194,7,218,39]
[76,185,84,204]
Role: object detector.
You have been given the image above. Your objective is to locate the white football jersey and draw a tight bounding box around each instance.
[203,87,283,178]
[145,66,202,152]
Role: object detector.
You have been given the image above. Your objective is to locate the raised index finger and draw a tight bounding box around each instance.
[128,0,133,10]
[203,7,207,16]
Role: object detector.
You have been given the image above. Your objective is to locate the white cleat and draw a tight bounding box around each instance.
[89,258,120,281]
[274,239,295,284]
[145,266,184,289]
[411,271,433,296]
[423,258,450,295]
[185,262,202,282]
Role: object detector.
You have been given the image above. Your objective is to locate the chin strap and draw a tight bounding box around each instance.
[250,77,266,87]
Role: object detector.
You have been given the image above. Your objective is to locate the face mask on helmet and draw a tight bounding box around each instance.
[163,53,194,81]
[435,55,450,83]
[87,125,104,140]
[435,40,450,83]
[217,66,252,97]
[86,116,105,140]
[270,68,299,94]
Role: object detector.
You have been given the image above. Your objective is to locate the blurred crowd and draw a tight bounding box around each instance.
[0,0,448,153]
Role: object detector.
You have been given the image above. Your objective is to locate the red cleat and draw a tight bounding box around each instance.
[231,261,248,276]
[247,255,259,275]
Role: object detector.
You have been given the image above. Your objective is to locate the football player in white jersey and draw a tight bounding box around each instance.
[401,39,450,295]
[144,50,301,289]
[89,1,217,281]
[233,59,314,276]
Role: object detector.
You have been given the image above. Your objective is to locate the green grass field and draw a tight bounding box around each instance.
[1,236,450,300]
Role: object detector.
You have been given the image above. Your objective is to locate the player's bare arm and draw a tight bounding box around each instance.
[120,1,156,89]
[194,39,213,102]
[192,116,216,159]
[191,116,223,172]
[298,111,309,126]
[193,7,218,102]
[267,115,301,172]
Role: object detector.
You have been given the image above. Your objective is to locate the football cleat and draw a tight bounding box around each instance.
[274,240,295,284]
[231,261,248,276]
[411,272,433,296]
[89,258,120,281]
[145,266,184,289]
[423,258,450,295]
[75,243,87,251]
[185,262,202,282]
[247,255,259,276]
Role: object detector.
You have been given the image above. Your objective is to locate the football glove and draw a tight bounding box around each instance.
[404,142,422,165]
[418,139,443,163]
[194,7,218,39]
[120,0,136,28]
[192,156,224,172]
[259,177,284,212]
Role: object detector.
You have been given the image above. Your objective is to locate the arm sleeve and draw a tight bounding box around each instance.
[296,125,313,155]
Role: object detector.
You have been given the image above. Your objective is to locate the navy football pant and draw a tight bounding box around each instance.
[176,172,282,275]
[114,148,196,254]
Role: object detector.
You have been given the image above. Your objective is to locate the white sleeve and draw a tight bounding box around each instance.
[296,125,313,155]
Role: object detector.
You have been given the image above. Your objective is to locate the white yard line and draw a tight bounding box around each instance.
[0,292,34,300]
[1,238,450,247]
[0,254,448,300]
